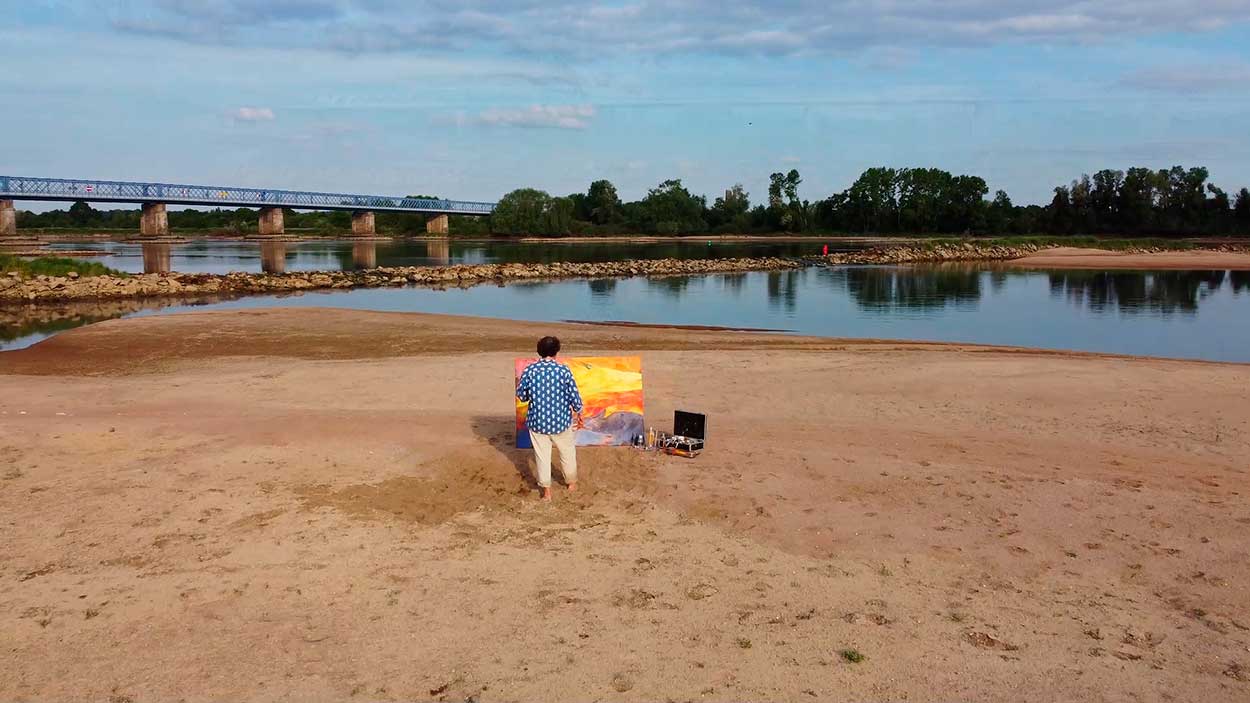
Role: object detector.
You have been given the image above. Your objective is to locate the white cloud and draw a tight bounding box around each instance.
[232,106,276,121]
[476,104,596,130]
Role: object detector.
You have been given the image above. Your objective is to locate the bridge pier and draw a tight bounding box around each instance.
[258,207,285,236]
[140,203,169,238]
[0,200,15,237]
[426,214,449,235]
[351,210,375,236]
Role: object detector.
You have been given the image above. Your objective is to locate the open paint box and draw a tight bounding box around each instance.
[664,410,706,457]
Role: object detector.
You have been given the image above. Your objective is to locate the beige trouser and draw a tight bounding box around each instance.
[529,427,577,488]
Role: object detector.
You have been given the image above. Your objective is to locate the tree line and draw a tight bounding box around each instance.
[494,165,1250,237]
[15,166,1250,237]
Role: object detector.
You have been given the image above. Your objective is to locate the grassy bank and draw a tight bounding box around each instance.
[0,254,126,278]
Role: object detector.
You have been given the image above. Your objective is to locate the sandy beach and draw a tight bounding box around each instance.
[1006,247,1250,270]
[2,308,1249,701]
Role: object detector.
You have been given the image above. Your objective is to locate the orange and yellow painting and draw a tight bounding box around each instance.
[514,356,644,448]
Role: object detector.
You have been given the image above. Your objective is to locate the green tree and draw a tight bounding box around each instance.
[1118,167,1157,233]
[1047,186,1073,234]
[948,175,989,233]
[491,188,553,235]
[986,190,1014,234]
[709,184,750,230]
[68,200,97,227]
[586,179,622,225]
[767,170,805,231]
[546,196,574,235]
[843,167,899,233]
[638,179,707,234]
[1235,188,1250,232]
[1090,169,1124,231]
[1206,184,1232,234]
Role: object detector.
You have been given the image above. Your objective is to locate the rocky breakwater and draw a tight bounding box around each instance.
[813,241,1046,265]
[0,256,803,304]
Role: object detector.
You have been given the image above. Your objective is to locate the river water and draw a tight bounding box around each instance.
[5,249,1249,362]
[44,238,842,274]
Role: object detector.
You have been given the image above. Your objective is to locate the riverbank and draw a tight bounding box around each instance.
[1006,246,1250,270]
[814,241,1250,268]
[2,308,1247,701]
[5,241,1250,304]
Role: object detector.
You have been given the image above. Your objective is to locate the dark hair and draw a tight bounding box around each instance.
[537,336,561,358]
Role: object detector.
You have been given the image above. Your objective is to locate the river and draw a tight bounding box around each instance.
[43,238,844,274]
[4,241,1249,361]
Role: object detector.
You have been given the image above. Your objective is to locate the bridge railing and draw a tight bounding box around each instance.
[0,176,495,215]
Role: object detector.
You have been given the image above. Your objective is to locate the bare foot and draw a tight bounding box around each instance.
[567,482,578,493]
[540,487,552,502]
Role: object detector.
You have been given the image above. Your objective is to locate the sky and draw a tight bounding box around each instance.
[5,0,1250,208]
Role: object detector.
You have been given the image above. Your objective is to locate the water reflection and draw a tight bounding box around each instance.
[766,271,799,311]
[587,279,616,300]
[351,242,377,269]
[1,294,234,347]
[646,276,694,297]
[1229,271,1250,294]
[831,265,982,311]
[718,273,747,295]
[427,239,450,265]
[46,238,840,275]
[1047,270,1227,315]
[260,242,287,274]
[141,243,171,274]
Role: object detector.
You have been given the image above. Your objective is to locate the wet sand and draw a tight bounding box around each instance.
[2,308,1249,701]
[1007,247,1250,270]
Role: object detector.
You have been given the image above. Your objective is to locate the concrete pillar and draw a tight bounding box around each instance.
[351,241,377,269]
[260,241,287,274]
[141,243,171,274]
[139,203,169,238]
[351,210,376,236]
[426,214,449,235]
[258,207,285,236]
[0,200,16,237]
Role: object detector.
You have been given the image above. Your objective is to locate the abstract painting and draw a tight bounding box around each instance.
[514,356,644,449]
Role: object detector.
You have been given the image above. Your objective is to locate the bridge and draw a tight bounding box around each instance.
[0,175,496,238]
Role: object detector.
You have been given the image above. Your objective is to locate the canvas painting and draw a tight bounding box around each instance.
[515,356,644,449]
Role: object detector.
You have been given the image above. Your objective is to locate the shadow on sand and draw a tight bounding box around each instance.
[471,414,539,491]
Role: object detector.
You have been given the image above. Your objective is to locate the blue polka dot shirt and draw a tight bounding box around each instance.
[515,358,584,435]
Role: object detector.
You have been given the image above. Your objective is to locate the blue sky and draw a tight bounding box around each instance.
[6,1,1250,207]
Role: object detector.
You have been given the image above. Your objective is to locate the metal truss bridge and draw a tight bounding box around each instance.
[0,175,496,216]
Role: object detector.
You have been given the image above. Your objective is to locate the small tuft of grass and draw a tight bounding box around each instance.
[736,637,753,649]
[840,648,865,663]
[0,254,126,278]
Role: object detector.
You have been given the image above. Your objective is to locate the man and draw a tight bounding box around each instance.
[515,336,585,501]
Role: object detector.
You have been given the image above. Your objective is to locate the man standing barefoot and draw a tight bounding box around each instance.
[515,336,585,501]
